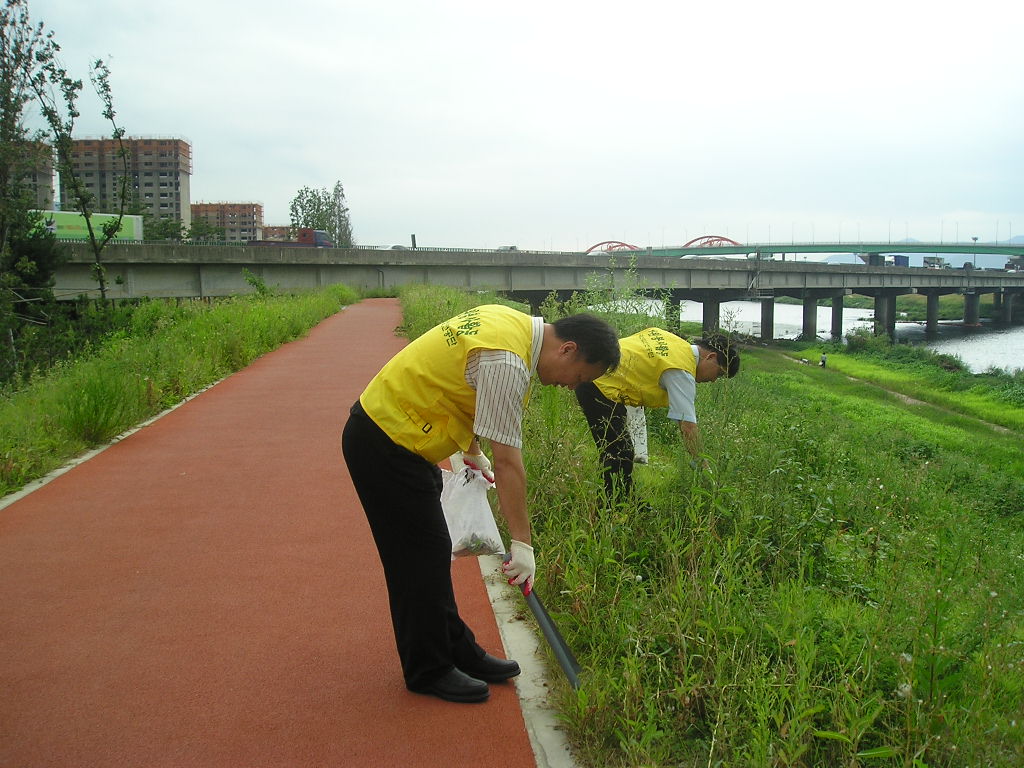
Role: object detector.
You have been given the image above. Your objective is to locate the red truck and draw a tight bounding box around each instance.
[247,228,334,247]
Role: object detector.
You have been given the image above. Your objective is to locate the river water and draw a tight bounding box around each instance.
[672,300,1024,374]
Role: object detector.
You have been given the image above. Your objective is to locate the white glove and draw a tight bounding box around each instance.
[462,451,494,483]
[502,539,535,592]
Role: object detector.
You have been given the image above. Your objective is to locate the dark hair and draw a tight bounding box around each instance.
[695,333,740,378]
[552,313,620,372]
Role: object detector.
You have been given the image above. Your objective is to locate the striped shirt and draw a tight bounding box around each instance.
[464,316,543,448]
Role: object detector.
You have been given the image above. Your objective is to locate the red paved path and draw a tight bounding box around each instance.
[0,299,537,767]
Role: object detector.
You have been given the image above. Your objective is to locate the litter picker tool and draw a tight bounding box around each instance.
[503,554,582,690]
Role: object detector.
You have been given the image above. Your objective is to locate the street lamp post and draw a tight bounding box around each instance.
[972,236,978,268]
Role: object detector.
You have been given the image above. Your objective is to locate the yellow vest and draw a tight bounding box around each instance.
[359,305,535,463]
[594,328,695,407]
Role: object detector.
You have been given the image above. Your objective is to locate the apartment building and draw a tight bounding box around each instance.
[10,140,55,210]
[191,202,264,243]
[61,137,192,228]
[25,143,56,210]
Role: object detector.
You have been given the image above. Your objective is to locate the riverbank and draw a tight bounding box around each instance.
[673,298,1024,374]
[774,331,1024,432]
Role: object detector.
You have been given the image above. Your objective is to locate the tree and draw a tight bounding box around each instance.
[25,15,130,300]
[288,181,354,247]
[1,0,64,378]
[0,210,64,380]
[142,213,185,242]
[1,0,50,264]
[186,218,224,242]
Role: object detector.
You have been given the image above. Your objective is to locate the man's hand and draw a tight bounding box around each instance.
[689,458,712,472]
[502,539,535,592]
[462,451,494,483]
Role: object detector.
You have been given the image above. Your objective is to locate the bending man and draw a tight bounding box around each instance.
[342,304,619,703]
[574,327,739,502]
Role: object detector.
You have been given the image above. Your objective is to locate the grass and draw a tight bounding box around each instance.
[777,332,1024,433]
[396,285,1024,767]
[0,283,359,496]
[530,352,1022,767]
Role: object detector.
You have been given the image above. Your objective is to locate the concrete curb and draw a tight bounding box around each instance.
[479,554,580,768]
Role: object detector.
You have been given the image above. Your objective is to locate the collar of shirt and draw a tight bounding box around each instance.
[529,316,543,374]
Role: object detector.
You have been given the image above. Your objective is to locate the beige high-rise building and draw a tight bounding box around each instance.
[8,140,55,210]
[60,137,192,227]
[24,142,55,210]
[191,202,264,243]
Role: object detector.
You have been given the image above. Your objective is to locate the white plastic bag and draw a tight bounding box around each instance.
[626,405,649,464]
[440,467,503,559]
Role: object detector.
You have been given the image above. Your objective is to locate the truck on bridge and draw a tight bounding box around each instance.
[247,228,333,248]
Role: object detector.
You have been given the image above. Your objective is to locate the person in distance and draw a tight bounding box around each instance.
[341,304,620,703]
[574,327,739,503]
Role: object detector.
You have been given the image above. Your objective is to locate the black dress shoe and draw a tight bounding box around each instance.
[458,652,521,683]
[417,668,489,703]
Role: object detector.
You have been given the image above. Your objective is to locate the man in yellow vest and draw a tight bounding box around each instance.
[575,328,739,502]
[341,304,619,703]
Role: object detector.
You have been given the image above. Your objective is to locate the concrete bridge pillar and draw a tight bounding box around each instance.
[760,297,775,341]
[926,293,940,335]
[702,299,721,336]
[872,293,898,338]
[801,296,818,339]
[964,292,981,325]
[1002,292,1016,323]
[830,295,844,339]
[884,294,898,338]
[870,295,883,336]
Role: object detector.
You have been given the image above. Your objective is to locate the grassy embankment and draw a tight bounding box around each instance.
[400,283,1024,768]
[0,283,359,497]
[778,333,1024,433]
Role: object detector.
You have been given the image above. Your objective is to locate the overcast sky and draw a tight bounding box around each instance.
[25,0,1023,251]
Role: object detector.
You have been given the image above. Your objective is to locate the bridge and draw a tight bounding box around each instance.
[53,242,1024,340]
[618,239,1024,262]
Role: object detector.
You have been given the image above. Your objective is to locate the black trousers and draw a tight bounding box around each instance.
[574,382,634,502]
[341,402,485,690]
